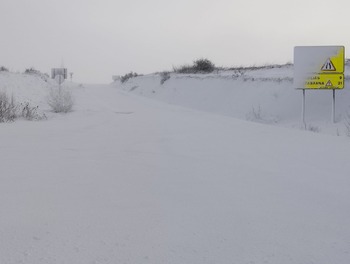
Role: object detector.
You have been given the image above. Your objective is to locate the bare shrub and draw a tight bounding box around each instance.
[130,86,138,92]
[120,72,138,83]
[307,124,320,133]
[48,87,74,113]
[246,105,279,124]
[160,71,171,85]
[232,69,245,79]
[173,64,193,74]
[24,67,41,75]
[344,110,350,136]
[246,106,263,121]
[193,58,215,73]
[174,58,215,74]
[20,103,46,120]
[228,63,293,71]
[0,66,9,72]
[24,67,50,82]
[0,91,46,122]
[0,92,17,122]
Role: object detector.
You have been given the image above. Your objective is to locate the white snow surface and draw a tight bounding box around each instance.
[117,64,350,135]
[1,68,350,264]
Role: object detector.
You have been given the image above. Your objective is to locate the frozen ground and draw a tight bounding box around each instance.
[0,69,350,263]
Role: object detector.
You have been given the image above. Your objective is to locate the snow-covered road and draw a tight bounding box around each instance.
[0,84,349,264]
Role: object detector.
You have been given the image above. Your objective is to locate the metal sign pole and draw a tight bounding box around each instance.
[332,89,336,123]
[302,89,306,129]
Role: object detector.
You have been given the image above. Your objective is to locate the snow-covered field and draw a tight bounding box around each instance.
[1,68,350,264]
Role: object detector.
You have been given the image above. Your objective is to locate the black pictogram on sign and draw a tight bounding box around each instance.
[321,58,336,71]
[326,80,333,86]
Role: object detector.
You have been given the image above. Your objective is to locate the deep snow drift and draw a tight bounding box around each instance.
[0,69,350,264]
[115,63,350,136]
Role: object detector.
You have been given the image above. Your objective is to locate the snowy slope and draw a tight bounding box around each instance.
[115,64,350,136]
[0,71,56,111]
[0,71,350,263]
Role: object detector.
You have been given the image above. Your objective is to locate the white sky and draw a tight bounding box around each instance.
[0,0,349,83]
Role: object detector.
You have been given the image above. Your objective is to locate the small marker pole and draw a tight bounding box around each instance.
[302,89,306,129]
[332,89,336,123]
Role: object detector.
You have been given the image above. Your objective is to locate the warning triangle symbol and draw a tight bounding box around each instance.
[326,80,333,86]
[321,58,336,71]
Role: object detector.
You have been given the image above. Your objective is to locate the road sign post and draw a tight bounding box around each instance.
[51,68,67,84]
[51,68,68,93]
[332,89,336,123]
[302,89,306,129]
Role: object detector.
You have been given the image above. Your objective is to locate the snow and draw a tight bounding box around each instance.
[0,72,54,110]
[117,64,350,135]
[0,69,350,263]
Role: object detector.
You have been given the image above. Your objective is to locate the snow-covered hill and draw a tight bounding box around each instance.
[115,64,350,136]
[1,68,350,264]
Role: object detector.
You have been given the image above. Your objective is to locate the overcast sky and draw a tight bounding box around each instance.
[0,0,349,83]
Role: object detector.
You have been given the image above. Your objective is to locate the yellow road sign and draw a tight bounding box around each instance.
[303,74,344,89]
[320,47,344,73]
[294,46,345,89]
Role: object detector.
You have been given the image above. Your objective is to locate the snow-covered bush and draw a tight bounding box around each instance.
[47,87,74,113]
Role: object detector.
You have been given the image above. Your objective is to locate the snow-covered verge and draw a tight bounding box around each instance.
[115,64,350,136]
[0,71,79,118]
[0,69,350,264]
[0,71,54,110]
